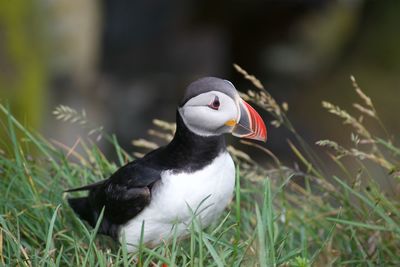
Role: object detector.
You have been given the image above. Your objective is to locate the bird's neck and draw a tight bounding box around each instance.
[163,111,226,172]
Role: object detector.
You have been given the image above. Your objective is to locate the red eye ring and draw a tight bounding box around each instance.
[208,96,220,110]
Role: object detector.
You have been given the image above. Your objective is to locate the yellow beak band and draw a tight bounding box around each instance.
[224,119,237,127]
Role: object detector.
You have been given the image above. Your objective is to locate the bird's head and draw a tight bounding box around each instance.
[178,77,267,142]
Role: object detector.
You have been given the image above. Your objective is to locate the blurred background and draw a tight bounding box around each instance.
[1,0,399,164]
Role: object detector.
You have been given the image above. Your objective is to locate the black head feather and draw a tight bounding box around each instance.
[180,77,237,106]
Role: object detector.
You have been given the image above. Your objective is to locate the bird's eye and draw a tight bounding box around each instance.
[208,96,220,110]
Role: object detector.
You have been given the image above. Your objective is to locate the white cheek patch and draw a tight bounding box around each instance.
[182,106,220,131]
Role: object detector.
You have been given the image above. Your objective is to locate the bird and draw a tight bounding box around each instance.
[66,77,267,252]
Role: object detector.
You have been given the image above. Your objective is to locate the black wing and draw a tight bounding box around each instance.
[67,148,164,239]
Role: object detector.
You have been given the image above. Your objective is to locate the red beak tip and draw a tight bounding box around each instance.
[234,99,268,142]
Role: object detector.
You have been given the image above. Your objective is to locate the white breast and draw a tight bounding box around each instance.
[120,151,235,252]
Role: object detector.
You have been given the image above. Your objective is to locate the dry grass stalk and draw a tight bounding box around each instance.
[132,139,159,150]
[53,105,103,141]
[353,103,376,118]
[349,149,394,170]
[350,75,373,107]
[316,140,348,157]
[143,119,176,144]
[240,140,281,168]
[351,76,393,142]
[233,63,264,90]
[133,152,145,158]
[227,145,255,164]
[53,105,87,125]
[51,138,89,166]
[147,129,173,142]
[152,119,176,133]
[322,101,372,139]
[316,139,394,170]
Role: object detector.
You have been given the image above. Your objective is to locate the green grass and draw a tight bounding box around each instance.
[1,74,400,266]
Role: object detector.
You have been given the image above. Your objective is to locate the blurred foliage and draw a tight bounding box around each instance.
[0,0,47,150]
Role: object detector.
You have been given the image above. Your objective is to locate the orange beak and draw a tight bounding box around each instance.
[229,99,267,142]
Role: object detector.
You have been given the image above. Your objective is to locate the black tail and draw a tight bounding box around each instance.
[68,197,96,227]
[65,179,106,193]
[68,197,119,239]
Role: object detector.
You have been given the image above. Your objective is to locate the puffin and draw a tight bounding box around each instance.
[67,77,267,252]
